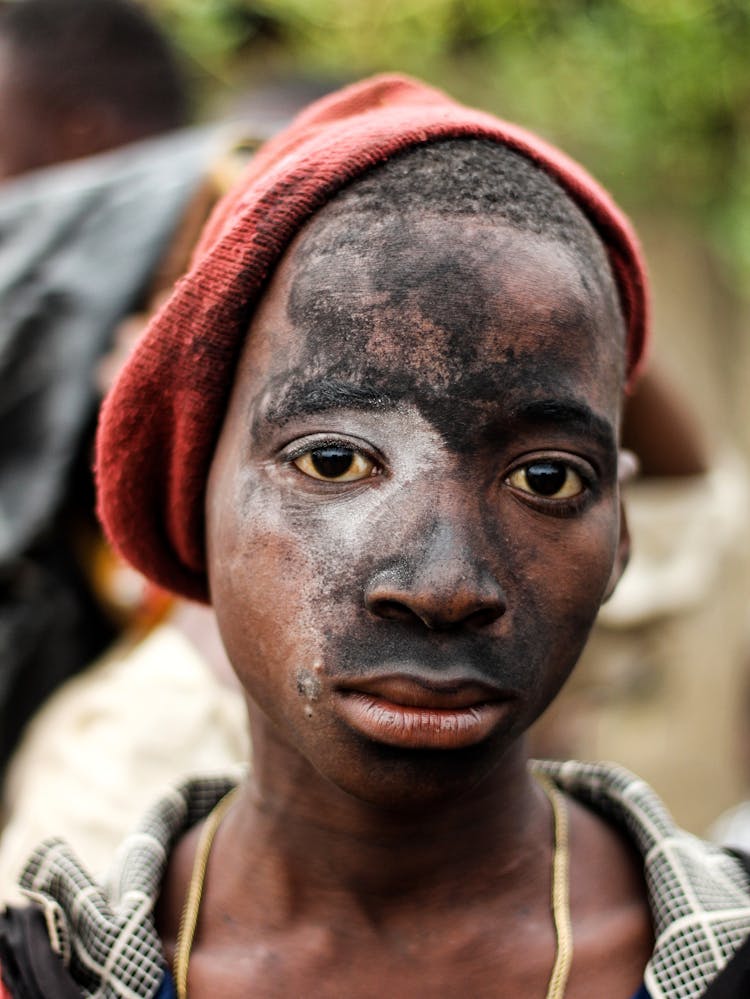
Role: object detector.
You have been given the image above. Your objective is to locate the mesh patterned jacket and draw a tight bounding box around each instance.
[1,761,749,998]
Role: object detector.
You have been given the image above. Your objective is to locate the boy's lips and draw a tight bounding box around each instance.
[333,674,512,750]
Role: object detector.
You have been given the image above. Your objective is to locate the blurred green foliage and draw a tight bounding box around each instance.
[150,0,750,290]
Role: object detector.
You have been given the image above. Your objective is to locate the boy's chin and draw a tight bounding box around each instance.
[323,737,523,813]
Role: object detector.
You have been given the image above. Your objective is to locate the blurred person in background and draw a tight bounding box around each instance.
[0,0,252,894]
[0,0,188,180]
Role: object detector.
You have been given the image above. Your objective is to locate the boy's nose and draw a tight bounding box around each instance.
[364,520,506,631]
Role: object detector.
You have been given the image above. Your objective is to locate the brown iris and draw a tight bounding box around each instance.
[508,460,583,499]
[294,446,376,482]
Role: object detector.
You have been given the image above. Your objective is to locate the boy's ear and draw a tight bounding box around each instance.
[603,500,630,603]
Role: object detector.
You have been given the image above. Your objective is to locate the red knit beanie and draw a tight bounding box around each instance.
[96,73,650,602]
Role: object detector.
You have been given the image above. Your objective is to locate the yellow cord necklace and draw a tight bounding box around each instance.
[173,778,572,998]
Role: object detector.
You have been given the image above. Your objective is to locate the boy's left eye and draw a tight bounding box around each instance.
[293,446,376,482]
[507,460,584,499]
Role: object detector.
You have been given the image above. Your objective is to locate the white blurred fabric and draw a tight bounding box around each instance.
[0,623,248,902]
[600,451,749,626]
[709,801,750,854]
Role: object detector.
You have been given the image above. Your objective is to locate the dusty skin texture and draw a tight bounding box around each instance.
[157,211,652,998]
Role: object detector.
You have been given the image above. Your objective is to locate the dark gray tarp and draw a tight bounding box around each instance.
[0,127,221,775]
[0,127,220,561]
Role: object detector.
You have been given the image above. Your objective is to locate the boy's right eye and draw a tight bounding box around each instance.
[293,446,377,482]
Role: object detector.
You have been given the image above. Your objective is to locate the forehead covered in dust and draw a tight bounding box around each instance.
[239,201,626,439]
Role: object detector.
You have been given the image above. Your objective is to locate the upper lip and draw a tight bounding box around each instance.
[336,673,507,709]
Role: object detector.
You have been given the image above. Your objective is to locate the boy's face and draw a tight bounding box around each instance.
[207,208,626,807]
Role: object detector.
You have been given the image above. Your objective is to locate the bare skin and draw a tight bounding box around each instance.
[157,209,653,996]
[621,368,708,477]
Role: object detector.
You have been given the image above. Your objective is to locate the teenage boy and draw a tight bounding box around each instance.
[1,74,748,999]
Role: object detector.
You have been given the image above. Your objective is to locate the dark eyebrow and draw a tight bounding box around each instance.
[261,379,396,427]
[515,398,616,452]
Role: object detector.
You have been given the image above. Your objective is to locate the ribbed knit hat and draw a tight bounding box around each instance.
[96,73,650,602]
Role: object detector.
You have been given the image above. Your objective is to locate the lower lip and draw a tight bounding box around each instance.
[334,692,509,750]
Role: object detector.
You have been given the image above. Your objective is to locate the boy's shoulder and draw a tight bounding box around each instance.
[0,773,239,998]
[538,760,750,998]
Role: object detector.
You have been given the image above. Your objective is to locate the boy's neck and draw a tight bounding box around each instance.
[214,721,549,917]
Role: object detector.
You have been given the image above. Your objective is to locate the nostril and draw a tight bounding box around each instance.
[366,592,505,631]
[421,599,505,632]
[462,603,505,630]
[364,555,506,631]
[368,598,424,624]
